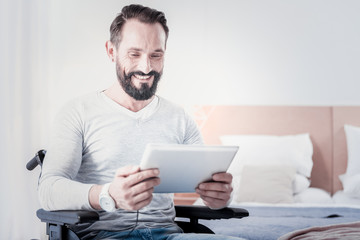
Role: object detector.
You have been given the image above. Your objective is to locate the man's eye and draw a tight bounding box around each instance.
[151,54,163,59]
[129,53,140,57]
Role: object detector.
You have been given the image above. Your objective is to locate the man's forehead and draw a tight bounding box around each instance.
[119,19,166,49]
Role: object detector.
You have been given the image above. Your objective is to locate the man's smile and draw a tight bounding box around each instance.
[134,74,153,81]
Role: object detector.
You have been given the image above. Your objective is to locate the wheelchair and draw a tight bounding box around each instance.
[27,150,249,240]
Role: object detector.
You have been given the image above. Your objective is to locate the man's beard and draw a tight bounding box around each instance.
[116,63,161,101]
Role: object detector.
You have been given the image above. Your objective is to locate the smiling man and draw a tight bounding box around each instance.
[105,16,166,109]
[38,4,238,240]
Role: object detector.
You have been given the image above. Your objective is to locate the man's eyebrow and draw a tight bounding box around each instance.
[128,48,142,52]
[154,49,164,53]
[128,48,164,53]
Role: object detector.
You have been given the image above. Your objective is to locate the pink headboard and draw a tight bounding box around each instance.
[333,107,360,192]
[194,105,360,194]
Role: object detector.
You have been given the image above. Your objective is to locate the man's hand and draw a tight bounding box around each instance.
[89,165,160,211]
[196,172,233,209]
[108,165,160,211]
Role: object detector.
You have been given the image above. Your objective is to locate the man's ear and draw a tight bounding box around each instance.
[105,40,116,62]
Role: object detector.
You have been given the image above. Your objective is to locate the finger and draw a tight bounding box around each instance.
[131,190,154,206]
[114,183,155,210]
[196,188,231,201]
[212,172,233,183]
[120,194,153,211]
[123,169,160,188]
[119,178,159,209]
[115,165,140,177]
[130,177,160,196]
[120,190,154,211]
[202,198,227,209]
[132,195,154,211]
[198,182,232,192]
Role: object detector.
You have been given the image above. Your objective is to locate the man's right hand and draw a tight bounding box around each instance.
[89,165,160,211]
[109,165,160,211]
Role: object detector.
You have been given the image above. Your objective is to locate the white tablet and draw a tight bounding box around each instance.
[140,144,239,193]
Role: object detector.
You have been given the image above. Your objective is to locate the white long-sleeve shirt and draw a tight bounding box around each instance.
[38,91,203,238]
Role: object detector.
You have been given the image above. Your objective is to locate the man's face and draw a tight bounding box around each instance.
[114,19,166,100]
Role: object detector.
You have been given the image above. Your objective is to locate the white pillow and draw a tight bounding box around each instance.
[293,174,311,194]
[333,190,360,205]
[340,173,360,199]
[234,164,296,204]
[343,124,360,177]
[294,187,333,204]
[231,172,308,197]
[221,133,313,177]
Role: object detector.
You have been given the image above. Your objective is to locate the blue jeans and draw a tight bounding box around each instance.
[94,226,244,240]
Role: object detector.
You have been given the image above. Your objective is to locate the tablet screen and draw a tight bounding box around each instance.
[140,144,239,193]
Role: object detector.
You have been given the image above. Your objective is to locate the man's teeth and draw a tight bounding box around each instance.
[135,74,150,80]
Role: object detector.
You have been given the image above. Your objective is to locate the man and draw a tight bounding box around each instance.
[39,4,237,240]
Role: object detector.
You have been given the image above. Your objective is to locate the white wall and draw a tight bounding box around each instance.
[1,0,359,239]
[1,0,50,238]
[46,0,360,115]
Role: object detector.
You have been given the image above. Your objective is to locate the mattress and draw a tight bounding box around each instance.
[197,204,360,240]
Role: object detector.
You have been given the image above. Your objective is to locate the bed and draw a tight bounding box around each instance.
[175,106,360,239]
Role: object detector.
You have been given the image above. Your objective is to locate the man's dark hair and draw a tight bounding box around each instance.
[110,4,169,48]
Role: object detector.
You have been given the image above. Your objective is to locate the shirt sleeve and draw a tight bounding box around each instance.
[38,100,94,211]
[183,110,204,145]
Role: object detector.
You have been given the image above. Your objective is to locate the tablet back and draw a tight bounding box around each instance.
[140,144,239,193]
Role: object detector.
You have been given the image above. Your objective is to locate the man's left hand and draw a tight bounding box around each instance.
[196,172,233,209]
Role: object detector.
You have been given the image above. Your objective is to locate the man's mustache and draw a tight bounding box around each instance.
[126,71,160,78]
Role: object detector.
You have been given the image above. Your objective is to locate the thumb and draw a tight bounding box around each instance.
[115,165,140,177]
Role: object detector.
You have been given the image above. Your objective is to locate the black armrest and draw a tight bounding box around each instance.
[174,205,248,234]
[36,209,99,225]
[175,205,249,220]
[36,206,247,236]
[37,206,247,225]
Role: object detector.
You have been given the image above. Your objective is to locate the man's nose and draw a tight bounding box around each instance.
[138,55,152,74]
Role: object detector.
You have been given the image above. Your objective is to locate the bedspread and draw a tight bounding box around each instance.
[198,206,360,240]
[278,221,360,240]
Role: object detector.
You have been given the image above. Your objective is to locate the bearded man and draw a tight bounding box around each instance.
[38,4,237,240]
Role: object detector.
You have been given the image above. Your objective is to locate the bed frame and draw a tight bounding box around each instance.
[174,106,360,204]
